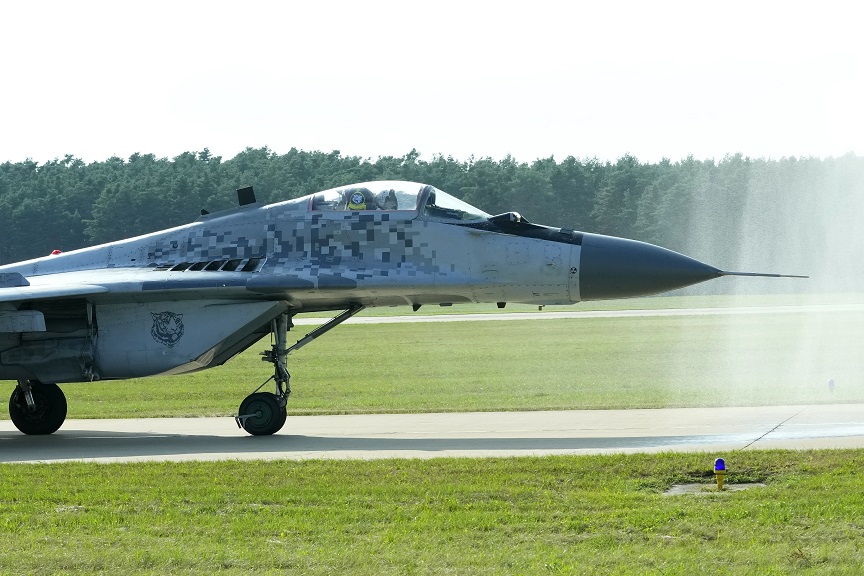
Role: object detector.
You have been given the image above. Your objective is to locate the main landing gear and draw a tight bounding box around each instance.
[235,305,365,436]
[9,380,68,435]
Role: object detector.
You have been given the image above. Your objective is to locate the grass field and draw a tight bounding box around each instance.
[2,450,863,574]
[2,295,861,419]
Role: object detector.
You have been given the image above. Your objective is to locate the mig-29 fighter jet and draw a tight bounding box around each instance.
[0,181,804,436]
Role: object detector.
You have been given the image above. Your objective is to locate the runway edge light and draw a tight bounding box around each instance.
[714,457,726,490]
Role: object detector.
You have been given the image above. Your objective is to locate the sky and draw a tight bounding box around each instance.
[2,0,861,165]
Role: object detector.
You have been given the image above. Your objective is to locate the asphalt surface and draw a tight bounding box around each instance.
[2,404,863,463]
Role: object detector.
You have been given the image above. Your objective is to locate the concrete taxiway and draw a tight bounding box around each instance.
[2,404,863,464]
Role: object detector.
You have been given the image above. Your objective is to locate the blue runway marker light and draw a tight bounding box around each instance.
[714,457,726,490]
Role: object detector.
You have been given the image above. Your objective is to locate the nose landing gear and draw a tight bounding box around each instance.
[235,305,364,436]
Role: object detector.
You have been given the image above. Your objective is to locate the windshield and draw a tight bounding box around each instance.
[308,181,490,221]
[421,187,489,221]
[310,181,423,212]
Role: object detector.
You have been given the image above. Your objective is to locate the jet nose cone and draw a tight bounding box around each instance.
[578,233,722,300]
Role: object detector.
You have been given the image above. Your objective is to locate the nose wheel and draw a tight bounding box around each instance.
[237,392,287,436]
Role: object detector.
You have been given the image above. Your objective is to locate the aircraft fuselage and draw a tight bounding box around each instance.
[0,181,733,385]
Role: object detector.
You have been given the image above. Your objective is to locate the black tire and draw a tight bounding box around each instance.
[238,392,287,436]
[9,382,68,435]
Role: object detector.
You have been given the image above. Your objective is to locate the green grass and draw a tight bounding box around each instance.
[1,450,863,574]
[2,299,861,419]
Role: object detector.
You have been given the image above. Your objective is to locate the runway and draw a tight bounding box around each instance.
[2,404,863,464]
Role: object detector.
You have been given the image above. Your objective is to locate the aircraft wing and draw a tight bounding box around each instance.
[0,270,108,303]
[0,266,345,308]
[0,283,111,303]
[0,268,253,306]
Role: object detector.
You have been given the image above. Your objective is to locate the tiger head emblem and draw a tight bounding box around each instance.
[151,311,184,348]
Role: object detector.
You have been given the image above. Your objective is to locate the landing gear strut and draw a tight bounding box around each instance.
[9,380,68,435]
[235,305,365,436]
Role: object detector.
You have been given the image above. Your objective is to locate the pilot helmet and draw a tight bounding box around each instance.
[346,188,370,210]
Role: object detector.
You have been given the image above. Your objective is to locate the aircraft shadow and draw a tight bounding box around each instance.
[0,429,751,463]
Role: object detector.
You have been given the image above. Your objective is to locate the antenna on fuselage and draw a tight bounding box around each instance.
[237,186,257,206]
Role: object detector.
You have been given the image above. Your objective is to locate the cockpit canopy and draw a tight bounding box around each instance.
[309,181,490,221]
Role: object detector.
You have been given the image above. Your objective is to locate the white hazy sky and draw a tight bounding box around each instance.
[2,0,861,165]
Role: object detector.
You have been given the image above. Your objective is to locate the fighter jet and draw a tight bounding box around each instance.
[0,181,804,436]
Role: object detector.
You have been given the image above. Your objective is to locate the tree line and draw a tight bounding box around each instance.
[1,148,861,291]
